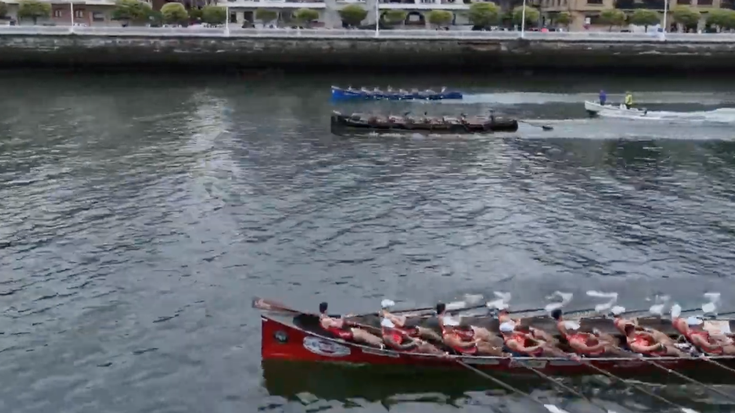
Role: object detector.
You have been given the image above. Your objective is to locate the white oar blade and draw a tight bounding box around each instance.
[445,301,466,311]
[671,303,682,318]
[494,291,511,303]
[586,291,618,298]
[486,299,508,310]
[649,304,666,316]
[543,404,570,413]
[681,409,700,413]
[464,294,484,305]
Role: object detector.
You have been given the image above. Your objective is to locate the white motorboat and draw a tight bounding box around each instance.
[584,101,648,118]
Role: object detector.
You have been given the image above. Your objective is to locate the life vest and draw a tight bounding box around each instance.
[568,333,603,356]
[628,333,666,356]
[443,331,477,354]
[688,330,723,355]
[439,318,473,340]
[506,332,543,357]
[383,329,409,350]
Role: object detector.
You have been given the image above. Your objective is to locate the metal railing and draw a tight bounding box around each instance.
[0,26,734,42]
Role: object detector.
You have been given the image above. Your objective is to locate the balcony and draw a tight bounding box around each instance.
[227,0,326,7]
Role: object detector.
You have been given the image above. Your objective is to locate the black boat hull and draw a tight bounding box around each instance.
[330,113,518,135]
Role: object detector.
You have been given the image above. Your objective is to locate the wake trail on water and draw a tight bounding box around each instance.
[594,108,735,124]
[427,92,735,106]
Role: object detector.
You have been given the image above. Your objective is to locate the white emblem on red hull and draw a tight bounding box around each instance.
[303,337,351,357]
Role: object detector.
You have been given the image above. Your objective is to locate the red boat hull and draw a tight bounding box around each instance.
[261,314,733,378]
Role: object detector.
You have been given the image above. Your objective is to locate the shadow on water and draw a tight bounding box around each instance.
[261,360,734,412]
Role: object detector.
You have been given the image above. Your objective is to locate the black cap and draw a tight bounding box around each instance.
[436,302,446,315]
[550,308,563,320]
[319,302,328,313]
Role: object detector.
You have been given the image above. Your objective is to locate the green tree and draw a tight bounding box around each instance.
[629,9,660,31]
[161,2,188,25]
[555,11,571,28]
[468,2,500,28]
[256,9,278,24]
[202,5,226,25]
[293,8,319,27]
[111,0,152,24]
[189,7,203,22]
[706,8,735,30]
[17,0,51,24]
[600,8,626,31]
[671,5,700,29]
[382,10,407,26]
[512,5,539,27]
[426,10,453,27]
[0,2,8,18]
[339,4,367,27]
[149,10,162,26]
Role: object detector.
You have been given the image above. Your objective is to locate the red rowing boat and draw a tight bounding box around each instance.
[256,297,735,380]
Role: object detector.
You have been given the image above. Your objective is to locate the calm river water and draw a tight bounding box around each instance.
[2,72,735,413]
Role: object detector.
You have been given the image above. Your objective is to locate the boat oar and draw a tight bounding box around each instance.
[518,120,553,131]
[455,360,571,413]
[511,359,616,413]
[580,360,699,413]
[698,355,735,375]
[641,358,735,402]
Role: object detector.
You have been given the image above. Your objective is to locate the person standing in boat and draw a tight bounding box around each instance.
[672,316,735,355]
[624,92,634,109]
[442,316,506,356]
[599,89,607,106]
[380,299,443,343]
[380,318,445,354]
[318,302,385,348]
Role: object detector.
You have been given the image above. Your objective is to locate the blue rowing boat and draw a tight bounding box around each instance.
[331,86,463,101]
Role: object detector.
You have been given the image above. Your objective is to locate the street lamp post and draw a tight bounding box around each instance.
[662,0,668,38]
[70,0,74,31]
[375,0,379,37]
[520,0,526,38]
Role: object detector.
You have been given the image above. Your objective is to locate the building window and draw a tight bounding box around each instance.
[75,9,84,18]
[587,0,603,4]
[92,11,105,21]
[53,9,63,17]
[698,0,713,4]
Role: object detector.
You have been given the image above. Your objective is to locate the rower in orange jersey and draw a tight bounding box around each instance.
[609,306,676,346]
[558,320,630,357]
[441,316,506,356]
[672,316,735,356]
[380,318,445,354]
[623,323,688,357]
[500,308,558,345]
[380,299,443,344]
[436,303,503,347]
[318,302,385,348]
[499,321,570,358]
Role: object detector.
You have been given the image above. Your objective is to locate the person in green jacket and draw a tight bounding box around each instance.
[624,92,634,109]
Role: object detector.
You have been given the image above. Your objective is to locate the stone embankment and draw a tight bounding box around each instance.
[2,27,735,72]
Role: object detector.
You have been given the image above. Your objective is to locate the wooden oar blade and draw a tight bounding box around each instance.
[252,297,298,313]
[543,404,570,413]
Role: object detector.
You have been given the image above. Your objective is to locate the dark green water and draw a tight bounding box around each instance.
[2,73,735,413]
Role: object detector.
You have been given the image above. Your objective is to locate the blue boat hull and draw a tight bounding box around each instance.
[331,86,463,101]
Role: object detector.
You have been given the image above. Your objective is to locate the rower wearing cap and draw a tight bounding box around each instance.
[623,323,688,357]
[380,318,445,354]
[673,316,735,355]
[612,306,676,346]
[380,299,443,343]
[436,302,503,347]
[442,316,506,356]
[500,321,569,357]
[319,302,385,348]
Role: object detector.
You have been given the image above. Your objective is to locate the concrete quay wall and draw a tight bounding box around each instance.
[2,29,735,72]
